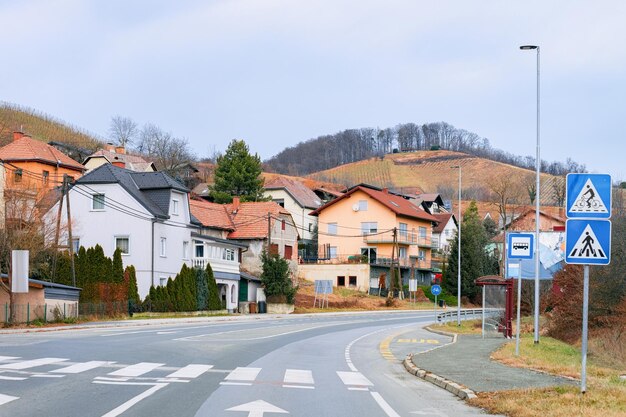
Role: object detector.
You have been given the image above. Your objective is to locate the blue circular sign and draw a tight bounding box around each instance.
[431,285,442,296]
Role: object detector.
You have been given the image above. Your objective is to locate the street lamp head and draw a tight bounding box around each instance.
[520,45,538,50]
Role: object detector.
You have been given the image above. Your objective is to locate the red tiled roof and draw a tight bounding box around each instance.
[227,201,291,240]
[0,136,84,171]
[432,213,455,233]
[189,198,234,230]
[311,184,438,223]
[265,176,322,209]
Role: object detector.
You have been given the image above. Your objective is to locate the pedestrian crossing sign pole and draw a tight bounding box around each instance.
[565,173,612,394]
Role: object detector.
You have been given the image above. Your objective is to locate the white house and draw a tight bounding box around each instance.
[45,164,244,311]
[432,213,457,254]
[264,177,321,243]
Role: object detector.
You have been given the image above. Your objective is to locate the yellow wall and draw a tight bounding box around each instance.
[317,189,433,265]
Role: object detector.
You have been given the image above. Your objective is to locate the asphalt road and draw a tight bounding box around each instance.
[0,312,496,417]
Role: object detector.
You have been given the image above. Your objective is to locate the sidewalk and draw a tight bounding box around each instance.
[409,332,576,393]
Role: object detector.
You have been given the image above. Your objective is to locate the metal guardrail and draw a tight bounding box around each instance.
[436,307,504,324]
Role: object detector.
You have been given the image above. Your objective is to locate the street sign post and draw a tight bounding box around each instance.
[565,174,612,393]
[431,285,441,324]
[507,232,534,357]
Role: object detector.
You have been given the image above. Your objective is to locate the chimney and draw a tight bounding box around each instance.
[115,145,126,154]
[112,157,125,168]
[382,187,389,194]
[105,143,115,152]
[12,131,24,141]
[232,197,240,213]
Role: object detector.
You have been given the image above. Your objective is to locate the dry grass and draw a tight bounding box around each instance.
[469,334,626,417]
[435,318,483,334]
[293,280,433,313]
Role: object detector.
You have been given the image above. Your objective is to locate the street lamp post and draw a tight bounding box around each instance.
[451,165,462,325]
[520,44,541,344]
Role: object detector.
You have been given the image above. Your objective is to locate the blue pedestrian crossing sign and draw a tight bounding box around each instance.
[507,232,534,260]
[431,284,442,296]
[566,174,612,219]
[565,219,611,265]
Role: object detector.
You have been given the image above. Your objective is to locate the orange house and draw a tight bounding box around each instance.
[0,132,85,224]
[303,184,439,291]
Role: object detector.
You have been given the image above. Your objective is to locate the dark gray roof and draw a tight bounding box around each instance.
[75,164,189,219]
[190,232,249,248]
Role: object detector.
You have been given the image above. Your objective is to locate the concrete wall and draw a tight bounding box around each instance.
[297,263,370,291]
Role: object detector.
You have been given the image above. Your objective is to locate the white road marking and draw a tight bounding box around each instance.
[156,331,178,335]
[348,387,369,391]
[95,382,167,417]
[226,400,288,416]
[32,374,65,378]
[52,361,113,374]
[0,357,68,370]
[0,376,27,381]
[225,367,261,382]
[108,362,164,377]
[336,371,373,387]
[95,377,130,382]
[0,394,19,406]
[282,384,315,390]
[370,392,401,417]
[283,369,314,385]
[175,322,348,342]
[220,382,252,386]
[0,356,19,363]
[166,364,213,379]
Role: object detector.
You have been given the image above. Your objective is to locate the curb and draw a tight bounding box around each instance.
[403,353,476,400]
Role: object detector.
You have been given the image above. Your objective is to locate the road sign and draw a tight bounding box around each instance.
[507,233,534,260]
[430,285,441,296]
[409,279,418,292]
[565,219,611,265]
[566,173,612,219]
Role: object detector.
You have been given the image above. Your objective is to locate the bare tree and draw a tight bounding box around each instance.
[487,175,525,274]
[134,123,194,175]
[553,176,566,207]
[108,116,138,147]
[523,172,537,205]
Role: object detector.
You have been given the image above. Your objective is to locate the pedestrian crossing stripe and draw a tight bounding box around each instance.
[569,178,609,214]
[568,224,607,259]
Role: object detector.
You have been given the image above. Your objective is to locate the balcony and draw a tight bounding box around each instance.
[362,231,436,248]
[300,253,432,270]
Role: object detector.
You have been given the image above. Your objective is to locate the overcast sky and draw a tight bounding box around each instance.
[2,0,625,181]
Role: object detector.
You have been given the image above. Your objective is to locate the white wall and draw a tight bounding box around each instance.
[438,217,457,253]
[267,189,317,242]
[297,264,370,292]
[45,183,194,298]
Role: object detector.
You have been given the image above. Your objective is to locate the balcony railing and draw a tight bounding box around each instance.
[362,231,435,247]
[300,253,432,270]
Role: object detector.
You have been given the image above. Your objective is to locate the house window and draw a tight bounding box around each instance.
[172,199,179,215]
[274,199,285,208]
[419,226,427,239]
[160,277,167,286]
[281,220,285,231]
[92,194,105,210]
[183,241,189,259]
[160,238,167,257]
[195,242,204,258]
[284,245,293,260]
[337,276,346,286]
[14,169,22,183]
[328,223,337,235]
[419,249,426,260]
[115,237,130,255]
[71,238,80,254]
[349,276,357,287]
[358,200,368,211]
[222,248,235,261]
[399,223,408,240]
[361,222,378,235]
[399,247,407,259]
[329,246,337,259]
[308,223,313,232]
[42,170,49,186]
[361,247,377,263]
[270,244,279,255]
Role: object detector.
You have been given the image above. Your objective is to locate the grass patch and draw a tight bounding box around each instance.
[469,332,626,417]
[434,319,483,334]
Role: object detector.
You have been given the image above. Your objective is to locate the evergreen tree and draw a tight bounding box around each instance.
[260,252,296,304]
[443,201,499,301]
[209,139,266,203]
[196,267,209,310]
[126,266,140,303]
[206,263,222,310]
[112,248,124,283]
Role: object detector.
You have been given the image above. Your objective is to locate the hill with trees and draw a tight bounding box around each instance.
[265,121,586,178]
[0,102,102,151]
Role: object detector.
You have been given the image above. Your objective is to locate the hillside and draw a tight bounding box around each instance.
[0,103,102,151]
[308,150,564,205]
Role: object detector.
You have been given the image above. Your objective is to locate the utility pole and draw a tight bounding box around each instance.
[388,227,398,298]
[64,174,76,287]
[267,212,272,255]
[51,176,67,278]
